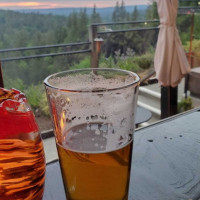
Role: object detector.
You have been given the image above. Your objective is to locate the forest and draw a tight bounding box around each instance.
[0,0,199,116]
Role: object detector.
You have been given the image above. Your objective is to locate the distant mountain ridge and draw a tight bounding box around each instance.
[19,5,148,17]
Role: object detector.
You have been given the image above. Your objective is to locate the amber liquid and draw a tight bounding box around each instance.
[0,137,45,200]
[57,123,133,200]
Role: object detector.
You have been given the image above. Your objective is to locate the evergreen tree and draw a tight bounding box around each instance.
[91,4,101,23]
[146,2,158,20]
[78,8,89,41]
[119,0,127,21]
[66,12,79,42]
[112,1,120,22]
[112,0,128,22]
[131,6,139,21]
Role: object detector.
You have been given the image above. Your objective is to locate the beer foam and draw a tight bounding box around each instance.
[48,71,135,91]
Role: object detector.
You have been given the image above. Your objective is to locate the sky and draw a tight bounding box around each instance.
[0,0,150,10]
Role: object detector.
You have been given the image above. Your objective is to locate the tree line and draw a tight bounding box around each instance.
[0,0,198,88]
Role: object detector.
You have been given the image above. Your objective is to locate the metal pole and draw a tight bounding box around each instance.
[161,86,178,119]
[0,41,91,53]
[89,25,98,68]
[0,61,4,88]
[1,49,91,63]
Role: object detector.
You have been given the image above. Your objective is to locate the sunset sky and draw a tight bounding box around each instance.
[0,0,150,10]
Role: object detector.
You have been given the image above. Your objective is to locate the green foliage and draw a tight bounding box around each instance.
[25,84,43,109]
[4,77,25,91]
[178,97,193,113]
[179,1,198,7]
[177,15,191,44]
[70,56,91,69]
[183,39,200,58]
[131,6,139,21]
[118,60,140,72]
[0,10,68,48]
[0,9,90,86]
[38,92,50,116]
[146,2,158,20]
[180,32,190,46]
[134,53,154,69]
[114,49,140,72]
[99,56,115,68]
[194,15,200,40]
[91,4,102,23]
[112,0,129,22]
[0,6,158,87]
[24,84,49,116]
[4,77,49,116]
[100,48,153,73]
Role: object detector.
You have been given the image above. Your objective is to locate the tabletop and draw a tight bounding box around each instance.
[43,108,200,200]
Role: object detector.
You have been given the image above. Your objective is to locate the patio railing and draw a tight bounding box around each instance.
[0,18,187,125]
[0,19,159,87]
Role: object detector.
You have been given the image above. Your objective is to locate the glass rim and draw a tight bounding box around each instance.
[44,68,140,93]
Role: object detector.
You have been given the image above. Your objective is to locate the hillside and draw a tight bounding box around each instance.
[19,5,148,16]
[19,5,148,21]
[0,5,195,89]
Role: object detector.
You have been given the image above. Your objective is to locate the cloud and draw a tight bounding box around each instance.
[0,0,149,9]
[0,2,57,9]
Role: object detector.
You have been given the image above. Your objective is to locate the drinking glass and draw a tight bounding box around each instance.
[44,68,140,200]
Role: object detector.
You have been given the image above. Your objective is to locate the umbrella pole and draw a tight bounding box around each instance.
[161,86,178,119]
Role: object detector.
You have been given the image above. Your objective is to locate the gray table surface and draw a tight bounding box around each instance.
[43,109,200,200]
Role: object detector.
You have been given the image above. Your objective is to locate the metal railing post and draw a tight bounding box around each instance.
[0,61,4,88]
[89,25,98,68]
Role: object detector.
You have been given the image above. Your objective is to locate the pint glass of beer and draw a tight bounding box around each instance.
[44,68,140,200]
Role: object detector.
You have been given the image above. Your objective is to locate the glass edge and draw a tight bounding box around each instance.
[43,68,140,93]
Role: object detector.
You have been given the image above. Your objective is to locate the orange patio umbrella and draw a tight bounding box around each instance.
[154,0,190,87]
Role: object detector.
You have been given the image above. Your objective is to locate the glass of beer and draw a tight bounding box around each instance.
[44,68,140,200]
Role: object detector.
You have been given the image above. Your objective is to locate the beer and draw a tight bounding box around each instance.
[0,137,45,200]
[57,123,133,200]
